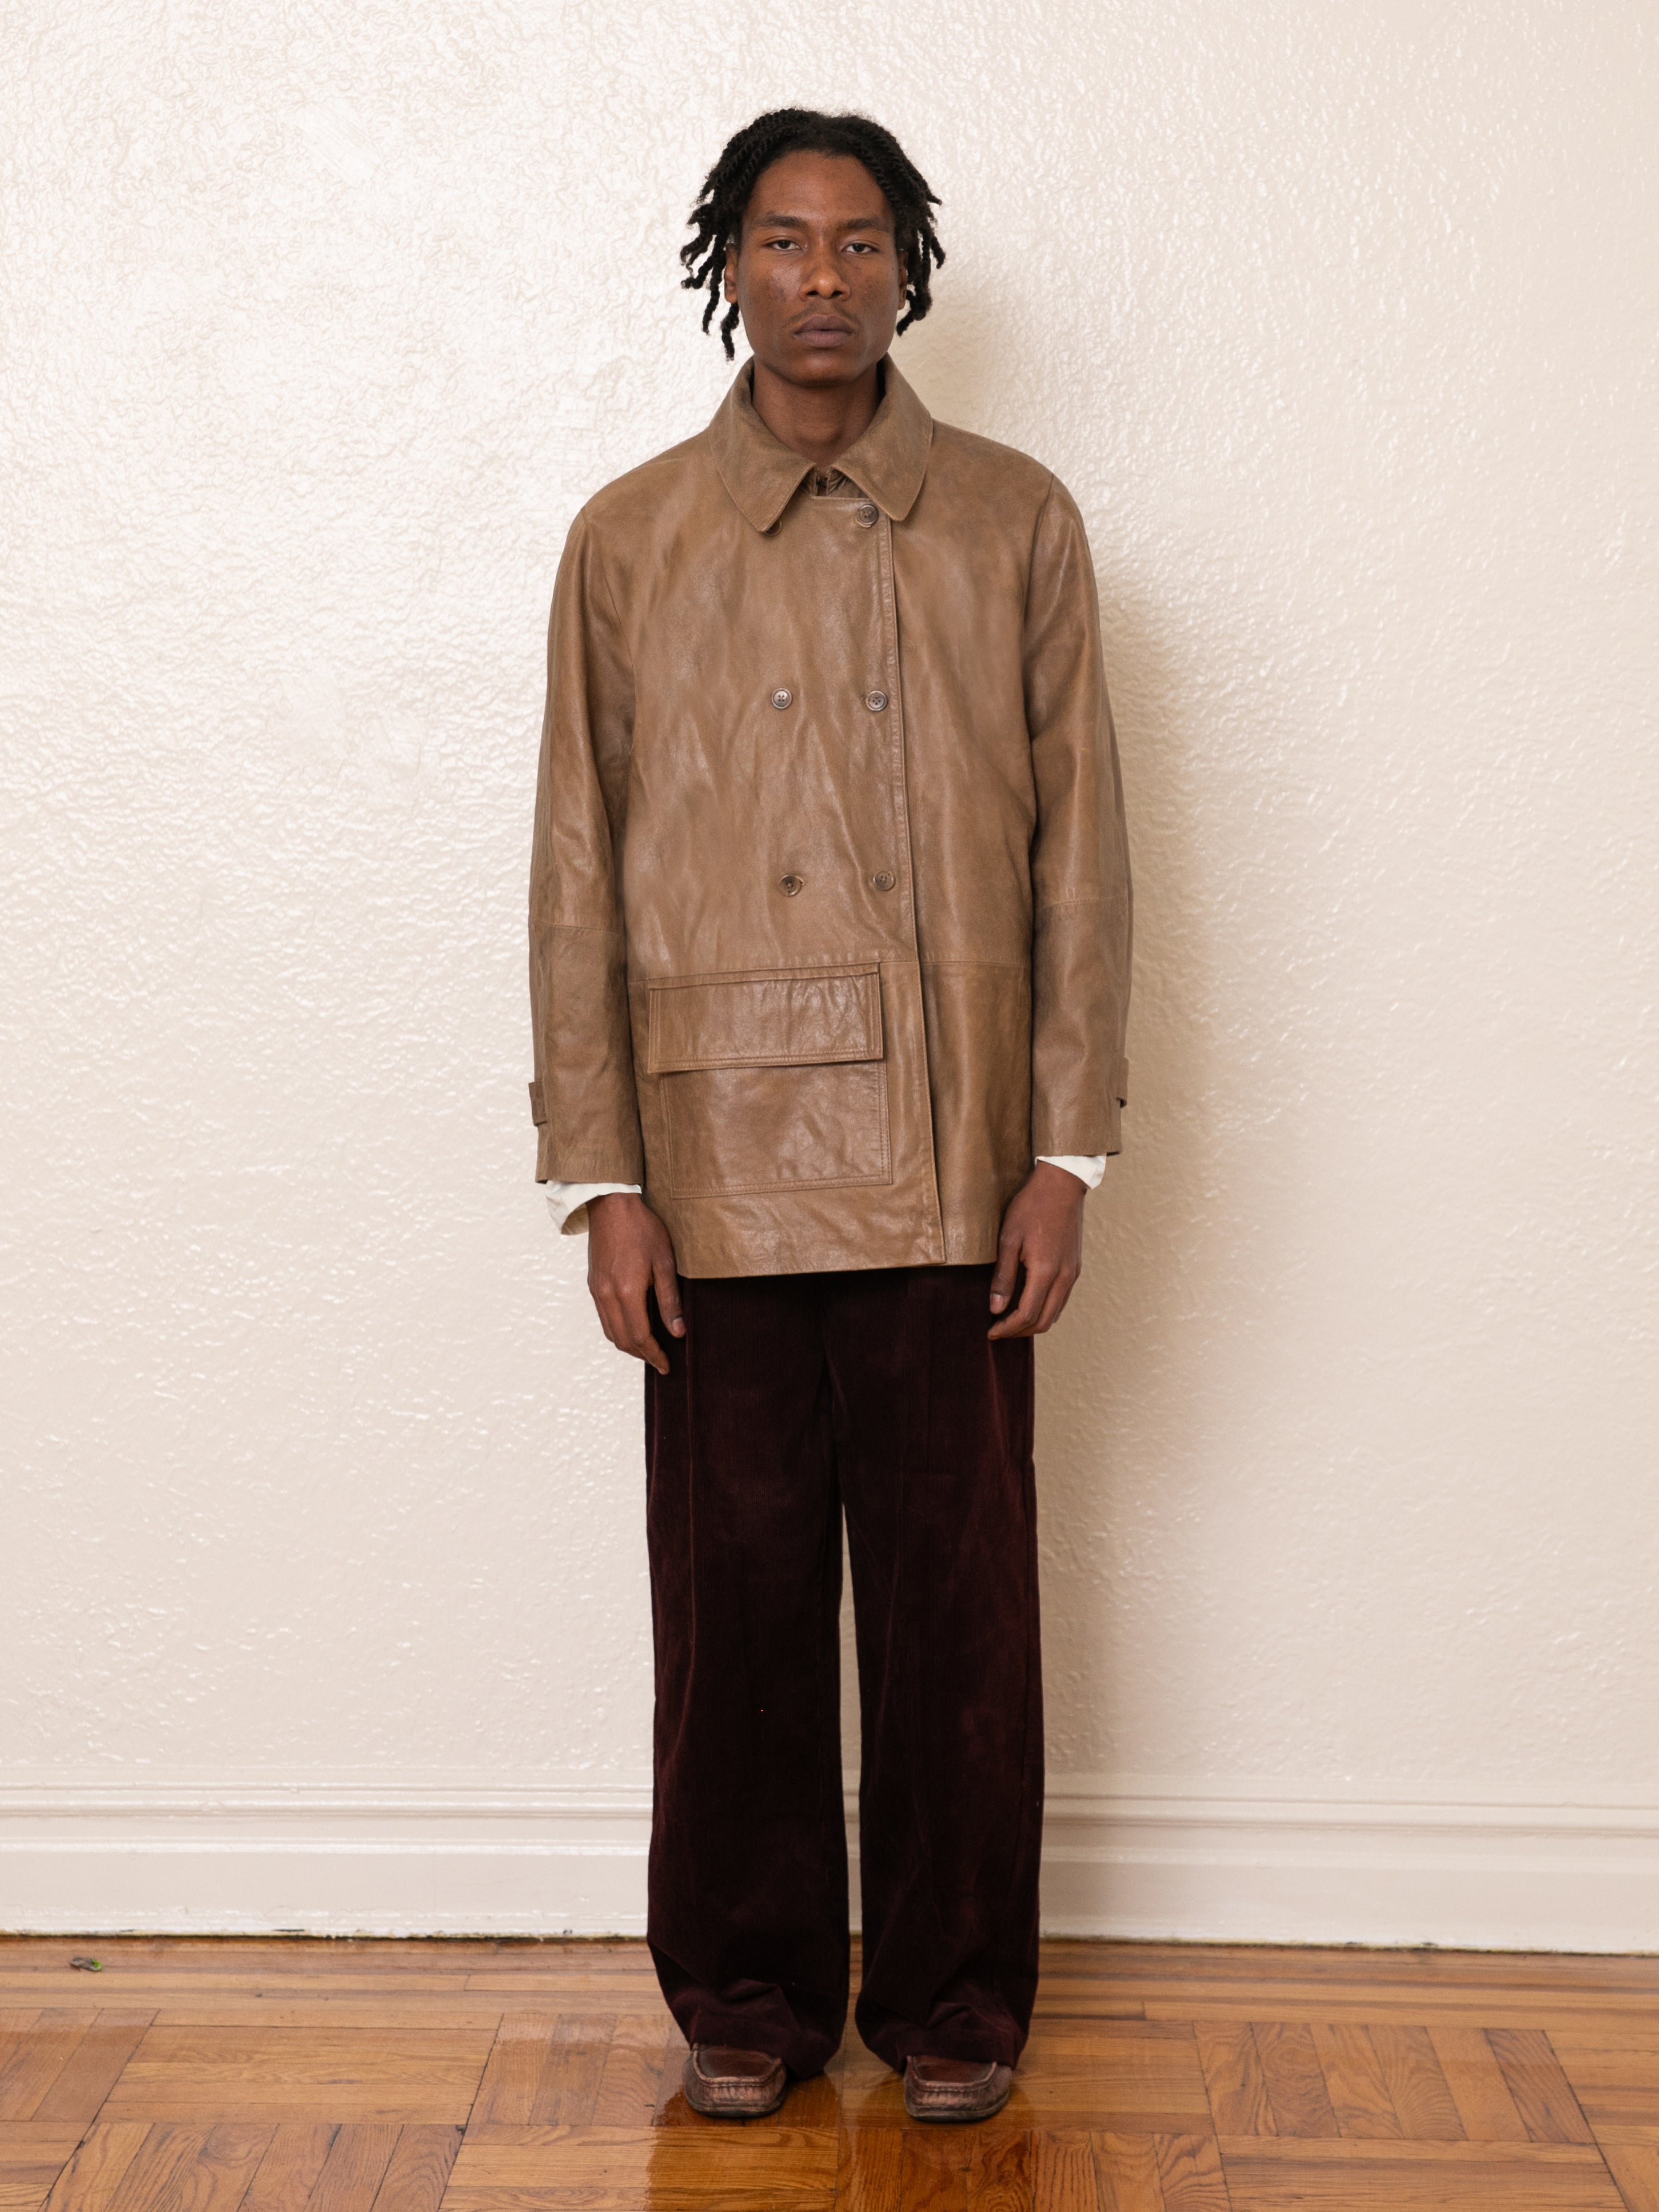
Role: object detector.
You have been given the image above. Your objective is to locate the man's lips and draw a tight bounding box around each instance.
[794,317,856,342]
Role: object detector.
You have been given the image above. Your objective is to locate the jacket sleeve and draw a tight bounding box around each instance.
[1023,476,1132,1155]
[527,509,644,1185]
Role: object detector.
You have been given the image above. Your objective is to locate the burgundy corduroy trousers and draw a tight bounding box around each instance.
[643,1263,1043,2079]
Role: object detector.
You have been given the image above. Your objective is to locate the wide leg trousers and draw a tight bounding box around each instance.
[643,1264,1043,2078]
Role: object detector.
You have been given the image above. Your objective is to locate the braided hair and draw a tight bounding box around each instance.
[681,109,944,359]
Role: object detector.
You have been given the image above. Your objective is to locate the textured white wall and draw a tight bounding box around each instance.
[4,1,1657,1944]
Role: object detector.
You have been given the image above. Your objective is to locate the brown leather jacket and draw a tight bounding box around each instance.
[528,360,1131,1278]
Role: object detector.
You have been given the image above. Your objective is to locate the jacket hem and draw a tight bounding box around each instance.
[661,1209,950,1281]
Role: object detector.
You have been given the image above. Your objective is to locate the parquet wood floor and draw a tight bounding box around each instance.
[1,1937,1656,2209]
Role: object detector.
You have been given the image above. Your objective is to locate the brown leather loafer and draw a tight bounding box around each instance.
[682,2043,789,2119]
[903,2054,1014,2122]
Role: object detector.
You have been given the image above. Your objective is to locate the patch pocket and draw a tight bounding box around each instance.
[647,964,891,1198]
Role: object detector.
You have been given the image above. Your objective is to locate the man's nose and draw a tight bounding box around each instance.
[801,247,847,296]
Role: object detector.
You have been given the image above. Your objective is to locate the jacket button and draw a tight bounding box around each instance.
[770,687,793,710]
[779,874,804,896]
[871,871,895,891]
[865,689,889,712]
[855,503,878,527]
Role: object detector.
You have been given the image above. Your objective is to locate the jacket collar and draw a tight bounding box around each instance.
[709,357,935,532]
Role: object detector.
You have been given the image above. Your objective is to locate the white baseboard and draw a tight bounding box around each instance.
[3,1772,1656,1950]
[0,1776,654,1940]
[1037,1779,1659,1952]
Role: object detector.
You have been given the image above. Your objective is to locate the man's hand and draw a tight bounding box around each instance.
[987,1162,1087,1339]
[587,1193,685,1374]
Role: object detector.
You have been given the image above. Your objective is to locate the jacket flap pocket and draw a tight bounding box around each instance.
[647,965,883,1074]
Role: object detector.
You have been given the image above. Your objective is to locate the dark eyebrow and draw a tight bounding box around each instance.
[751,211,892,232]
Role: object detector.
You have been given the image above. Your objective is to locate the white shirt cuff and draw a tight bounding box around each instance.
[545,1181,642,1235]
[1036,1154,1107,1190]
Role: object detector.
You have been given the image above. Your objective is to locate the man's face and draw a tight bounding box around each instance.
[723,150,906,390]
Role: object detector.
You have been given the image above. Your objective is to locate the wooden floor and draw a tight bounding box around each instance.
[2,1938,1658,2210]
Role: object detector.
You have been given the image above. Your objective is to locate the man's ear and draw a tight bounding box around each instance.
[721,246,736,304]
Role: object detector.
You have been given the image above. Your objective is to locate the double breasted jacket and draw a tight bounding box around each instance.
[528,359,1131,1278]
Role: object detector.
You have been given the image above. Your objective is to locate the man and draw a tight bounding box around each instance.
[528,108,1130,2124]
